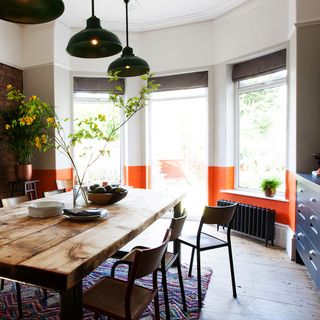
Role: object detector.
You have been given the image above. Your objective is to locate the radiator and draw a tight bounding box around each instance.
[217,200,275,246]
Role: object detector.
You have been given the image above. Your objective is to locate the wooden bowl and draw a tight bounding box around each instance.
[87,190,128,205]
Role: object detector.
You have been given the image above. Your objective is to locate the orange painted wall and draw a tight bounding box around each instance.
[123,166,150,189]
[32,168,73,197]
[208,166,296,229]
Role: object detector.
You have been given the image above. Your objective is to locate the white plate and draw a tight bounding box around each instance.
[63,209,109,220]
[28,201,64,218]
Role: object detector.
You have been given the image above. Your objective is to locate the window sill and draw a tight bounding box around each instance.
[220,189,289,203]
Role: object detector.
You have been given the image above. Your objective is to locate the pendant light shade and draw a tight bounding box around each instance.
[0,0,65,24]
[108,46,150,77]
[108,0,150,77]
[66,0,122,58]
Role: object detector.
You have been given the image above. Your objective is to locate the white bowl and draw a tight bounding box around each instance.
[28,201,64,218]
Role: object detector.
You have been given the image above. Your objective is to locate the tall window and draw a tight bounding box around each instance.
[150,87,207,215]
[73,92,121,185]
[236,69,287,192]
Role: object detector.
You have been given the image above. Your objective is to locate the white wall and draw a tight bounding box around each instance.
[124,77,148,166]
[54,21,71,69]
[139,0,290,74]
[0,21,23,67]
[22,23,54,68]
[211,0,289,65]
[141,20,214,73]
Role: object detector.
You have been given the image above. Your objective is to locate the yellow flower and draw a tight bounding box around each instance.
[35,136,41,149]
[19,118,26,126]
[25,116,34,125]
[41,134,47,144]
[47,117,54,124]
[29,95,37,101]
[98,114,106,121]
[6,84,12,90]
[5,124,10,130]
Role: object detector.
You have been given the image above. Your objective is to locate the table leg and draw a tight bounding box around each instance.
[173,201,182,218]
[173,201,182,266]
[60,280,83,320]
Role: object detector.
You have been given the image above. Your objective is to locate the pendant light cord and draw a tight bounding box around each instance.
[92,0,95,16]
[125,0,129,47]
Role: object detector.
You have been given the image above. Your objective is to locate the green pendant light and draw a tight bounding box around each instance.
[108,0,150,77]
[0,0,65,24]
[66,0,122,58]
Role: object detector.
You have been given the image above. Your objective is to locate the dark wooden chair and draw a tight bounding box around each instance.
[1,194,29,207]
[83,229,172,320]
[0,195,31,318]
[43,188,66,197]
[111,213,188,319]
[178,203,239,308]
[0,195,49,318]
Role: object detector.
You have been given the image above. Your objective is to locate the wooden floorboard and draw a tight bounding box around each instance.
[120,219,320,319]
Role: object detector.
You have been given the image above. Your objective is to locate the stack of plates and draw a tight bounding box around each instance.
[28,201,64,218]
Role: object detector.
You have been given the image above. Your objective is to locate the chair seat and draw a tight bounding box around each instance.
[83,276,155,319]
[179,232,227,250]
[117,249,176,271]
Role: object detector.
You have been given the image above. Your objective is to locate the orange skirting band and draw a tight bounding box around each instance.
[32,168,73,198]
[123,166,150,189]
[208,166,296,229]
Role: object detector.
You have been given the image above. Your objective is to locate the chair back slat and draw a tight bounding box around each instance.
[132,228,171,280]
[169,211,187,241]
[201,203,238,226]
[1,195,29,207]
[43,189,66,197]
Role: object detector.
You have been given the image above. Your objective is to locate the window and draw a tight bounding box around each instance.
[236,69,287,192]
[73,92,121,185]
[149,87,208,215]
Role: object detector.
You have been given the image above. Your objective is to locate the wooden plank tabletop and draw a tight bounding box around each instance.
[0,188,185,291]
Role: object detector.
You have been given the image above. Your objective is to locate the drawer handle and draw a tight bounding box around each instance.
[309,250,316,257]
[310,215,317,221]
[297,232,304,239]
[298,203,304,209]
[310,197,317,202]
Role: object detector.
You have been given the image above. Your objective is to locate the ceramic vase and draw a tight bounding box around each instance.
[15,164,32,181]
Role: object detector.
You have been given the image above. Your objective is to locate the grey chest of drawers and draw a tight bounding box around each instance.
[296,174,320,288]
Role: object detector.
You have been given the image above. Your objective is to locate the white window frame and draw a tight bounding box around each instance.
[234,71,288,193]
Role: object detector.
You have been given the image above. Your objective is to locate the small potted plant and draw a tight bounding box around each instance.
[260,178,281,197]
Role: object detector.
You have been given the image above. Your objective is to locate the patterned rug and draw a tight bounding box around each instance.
[0,259,212,319]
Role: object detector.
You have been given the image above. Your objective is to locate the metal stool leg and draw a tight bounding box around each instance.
[161,268,170,320]
[15,282,23,319]
[43,288,48,300]
[176,255,187,312]
[196,249,202,309]
[228,242,237,298]
[188,247,195,277]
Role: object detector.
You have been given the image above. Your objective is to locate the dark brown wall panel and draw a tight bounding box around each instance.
[0,63,23,197]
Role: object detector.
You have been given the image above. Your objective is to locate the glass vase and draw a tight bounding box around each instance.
[73,184,88,208]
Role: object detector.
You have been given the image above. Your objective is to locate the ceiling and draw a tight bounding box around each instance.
[59,0,253,32]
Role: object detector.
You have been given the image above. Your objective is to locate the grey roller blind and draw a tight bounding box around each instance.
[73,77,125,94]
[151,71,208,92]
[232,49,286,82]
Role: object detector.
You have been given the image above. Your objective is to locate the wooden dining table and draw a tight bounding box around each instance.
[0,187,185,319]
